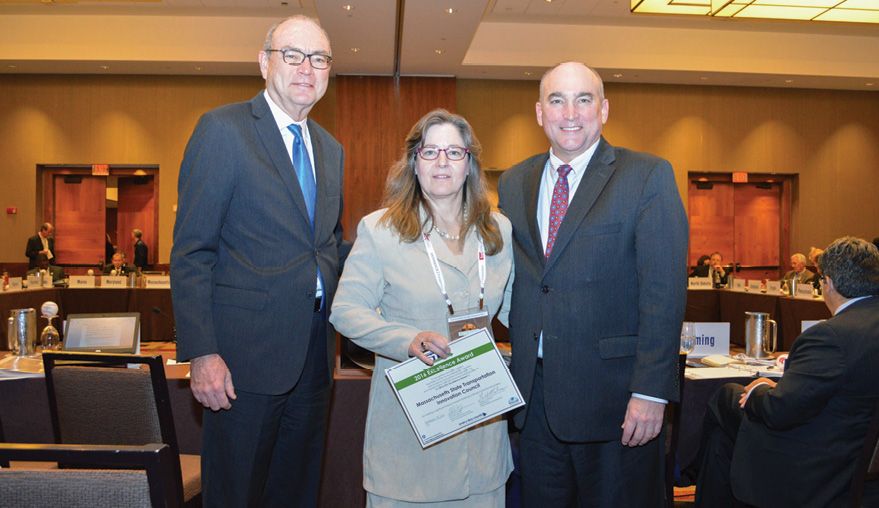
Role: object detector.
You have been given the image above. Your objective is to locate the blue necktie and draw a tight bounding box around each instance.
[288,123,324,306]
[288,123,316,230]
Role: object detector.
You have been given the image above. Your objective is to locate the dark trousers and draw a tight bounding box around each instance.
[518,361,665,508]
[202,311,330,508]
[693,383,748,508]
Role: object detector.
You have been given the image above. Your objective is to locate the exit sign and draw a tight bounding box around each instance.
[92,164,109,176]
[732,172,748,183]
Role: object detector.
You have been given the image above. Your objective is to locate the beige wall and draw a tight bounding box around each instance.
[1,75,877,265]
[458,79,879,255]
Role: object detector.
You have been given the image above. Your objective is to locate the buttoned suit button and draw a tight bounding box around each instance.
[541,286,550,293]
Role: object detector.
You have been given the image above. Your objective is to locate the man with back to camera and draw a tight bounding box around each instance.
[25,222,55,270]
[132,229,148,271]
[782,252,818,284]
[170,15,349,507]
[497,61,689,507]
[694,236,879,507]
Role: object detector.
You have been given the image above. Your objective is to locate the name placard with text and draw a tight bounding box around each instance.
[691,322,731,358]
[69,276,96,288]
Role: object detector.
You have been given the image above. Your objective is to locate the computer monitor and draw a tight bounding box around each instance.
[62,313,140,354]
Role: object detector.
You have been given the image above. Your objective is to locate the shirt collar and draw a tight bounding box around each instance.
[548,139,600,177]
[263,90,307,132]
[834,295,872,315]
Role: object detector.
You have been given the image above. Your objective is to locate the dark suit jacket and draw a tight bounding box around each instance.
[25,234,54,269]
[102,263,137,276]
[782,268,818,285]
[497,137,689,442]
[731,296,879,507]
[171,92,349,395]
[133,239,148,269]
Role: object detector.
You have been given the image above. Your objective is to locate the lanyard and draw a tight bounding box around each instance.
[421,231,487,315]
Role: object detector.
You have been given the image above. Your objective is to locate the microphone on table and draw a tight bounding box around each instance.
[152,306,177,343]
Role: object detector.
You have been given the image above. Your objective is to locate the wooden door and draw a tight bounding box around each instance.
[688,175,789,282]
[53,175,106,264]
[117,176,156,266]
[734,183,781,281]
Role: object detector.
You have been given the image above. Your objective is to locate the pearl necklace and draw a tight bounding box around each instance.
[433,202,467,241]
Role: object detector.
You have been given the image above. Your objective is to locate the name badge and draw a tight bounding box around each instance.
[747,280,762,292]
[766,281,782,295]
[101,276,126,287]
[690,322,731,358]
[448,308,491,341]
[69,275,96,288]
[732,279,746,292]
[144,275,171,289]
[688,277,713,290]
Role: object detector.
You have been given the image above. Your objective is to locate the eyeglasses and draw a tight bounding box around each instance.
[266,48,332,69]
[417,146,469,161]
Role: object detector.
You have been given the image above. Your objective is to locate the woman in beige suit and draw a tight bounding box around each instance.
[330,109,514,507]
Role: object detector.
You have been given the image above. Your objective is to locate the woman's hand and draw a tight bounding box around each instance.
[408,331,451,365]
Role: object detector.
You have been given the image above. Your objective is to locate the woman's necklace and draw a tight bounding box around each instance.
[433,202,467,241]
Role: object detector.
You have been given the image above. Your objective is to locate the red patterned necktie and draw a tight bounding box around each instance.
[545,164,572,260]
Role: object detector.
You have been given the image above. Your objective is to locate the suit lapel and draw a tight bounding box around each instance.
[251,93,313,234]
[524,154,548,266]
[544,138,617,271]
[309,119,327,241]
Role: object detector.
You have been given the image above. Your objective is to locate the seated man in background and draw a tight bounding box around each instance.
[781,252,818,284]
[26,254,66,281]
[690,252,730,287]
[102,251,137,276]
[694,236,879,508]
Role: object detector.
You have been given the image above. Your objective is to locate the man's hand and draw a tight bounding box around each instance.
[739,377,776,408]
[621,397,665,447]
[190,353,236,411]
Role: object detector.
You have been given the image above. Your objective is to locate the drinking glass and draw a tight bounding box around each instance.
[680,321,696,355]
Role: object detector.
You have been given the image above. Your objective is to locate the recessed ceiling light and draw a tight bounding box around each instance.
[342,5,354,10]
[524,71,533,76]
[434,49,445,55]
[785,79,793,83]
[194,66,204,71]
[100,65,110,70]
[700,76,709,81]
[867,82,875,87]
[350,47,360,53]
[444,8,456,14]
[7,65,17,69]
[613,73,623,78]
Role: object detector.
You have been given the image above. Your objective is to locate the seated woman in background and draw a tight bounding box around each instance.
[330,109,514,507]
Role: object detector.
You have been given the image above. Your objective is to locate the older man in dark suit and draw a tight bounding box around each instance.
[171,15,349,508]
[694,236,879,507]
[497,62,688,507]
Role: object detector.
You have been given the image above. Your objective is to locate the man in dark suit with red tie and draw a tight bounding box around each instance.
[694,236,879,507]
[171,15,349,508]
[497,62,689,507]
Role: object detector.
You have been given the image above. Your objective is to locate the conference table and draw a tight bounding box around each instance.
[0,287,175,348]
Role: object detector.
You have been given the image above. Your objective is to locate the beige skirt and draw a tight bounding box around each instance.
[366,484,504,508]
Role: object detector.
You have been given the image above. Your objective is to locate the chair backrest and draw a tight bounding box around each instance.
[848,397,879,507]
[41,351,184,505]
[664,354,688,508]
[0,442,181,508]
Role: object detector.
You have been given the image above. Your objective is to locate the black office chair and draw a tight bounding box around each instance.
[665,354,688,508]
[848,398,879,508]
[42,351,201,507]
[0,443,180,508]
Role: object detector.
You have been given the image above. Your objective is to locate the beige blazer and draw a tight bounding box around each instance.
[330,208,514,503]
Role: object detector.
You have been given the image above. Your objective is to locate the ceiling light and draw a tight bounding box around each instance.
[7,65,17,69]
[613,73,623,78]
[435,49,445,55]
[342,5,354,10]
[100,65,110,70]
[700,77,709,80]
[350,47,360,52]
[867,83,875,87]
[194,66,204,71]
[631,0,879,24]
[785,79,794,83]
[524,71,533,76]
[444,8,456,14]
